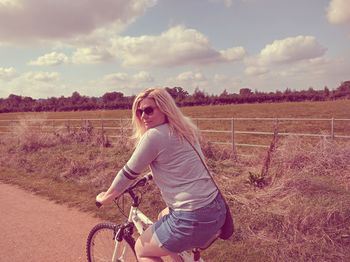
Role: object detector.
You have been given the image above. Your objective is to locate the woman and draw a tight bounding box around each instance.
[96,88,226,262]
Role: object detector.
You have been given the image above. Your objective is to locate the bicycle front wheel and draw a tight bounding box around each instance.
[86,223,137,262]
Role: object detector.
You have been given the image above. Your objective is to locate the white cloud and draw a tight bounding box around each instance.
[23,71,60,82]
[220,47,246,61]
[327,0,350,25]
[0,0,157,44]
[0,0,21,8]
[0,67,17,80]
[259,35,326,65]
[98,71,154,93]
[112,25,246,67]
[133,71,154,82]
[213,74,229,82]
[72,47,114,64]
[103,73,129,84]
[28,52,69,66]
[176,71,206,82]
[245,66,269,76]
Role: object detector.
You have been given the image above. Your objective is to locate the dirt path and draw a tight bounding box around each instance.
[0,182,102,262]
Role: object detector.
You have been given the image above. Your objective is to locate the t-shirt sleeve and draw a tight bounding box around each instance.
[123,129,160,180]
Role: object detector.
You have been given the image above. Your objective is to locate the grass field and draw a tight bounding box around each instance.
[1,100,349,153]
[0,100,350,261]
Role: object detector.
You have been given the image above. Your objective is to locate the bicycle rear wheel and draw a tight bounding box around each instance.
[86,223,137,262]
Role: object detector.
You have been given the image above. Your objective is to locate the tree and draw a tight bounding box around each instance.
[102,92,124,103]
[165,87,189,103]
[324,86,330,97]
[192,87,208,105]
[239,88,253,96]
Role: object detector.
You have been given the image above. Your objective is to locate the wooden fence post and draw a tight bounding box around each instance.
[120,118,123,137]
[331,118,335,139]
[231,118,237,160]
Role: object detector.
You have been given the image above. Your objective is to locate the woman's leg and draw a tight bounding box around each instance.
[158,207,169,220]
[135,225,182,262]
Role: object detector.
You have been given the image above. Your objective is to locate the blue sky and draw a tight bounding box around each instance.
[0,0,349,99]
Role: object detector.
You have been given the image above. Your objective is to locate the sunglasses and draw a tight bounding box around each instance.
[136,106,156,117]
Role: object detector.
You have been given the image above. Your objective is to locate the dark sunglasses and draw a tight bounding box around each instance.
[136,106,156,117]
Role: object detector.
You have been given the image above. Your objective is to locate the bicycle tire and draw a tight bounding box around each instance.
[86,223,137,262]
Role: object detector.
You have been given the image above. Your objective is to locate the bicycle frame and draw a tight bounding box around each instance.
[129,205,153,235]
[110,203,156,262]
[100,175,205,262]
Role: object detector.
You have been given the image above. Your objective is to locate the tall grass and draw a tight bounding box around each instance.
[0,119,349,261]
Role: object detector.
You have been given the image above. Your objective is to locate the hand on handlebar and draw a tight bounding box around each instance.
[95,192,106,208]
[95,173,153,208]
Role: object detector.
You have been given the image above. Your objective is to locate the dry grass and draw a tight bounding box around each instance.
[0,117,349,261]
[209,135,350,261]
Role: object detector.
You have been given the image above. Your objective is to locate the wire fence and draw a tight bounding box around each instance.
[1,117,349,156]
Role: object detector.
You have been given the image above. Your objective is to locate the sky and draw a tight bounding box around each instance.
[0,0,349,99]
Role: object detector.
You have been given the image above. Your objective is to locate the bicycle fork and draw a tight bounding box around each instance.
[111,223,133,262]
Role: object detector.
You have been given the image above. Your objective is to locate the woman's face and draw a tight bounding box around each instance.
[136,97,167,129]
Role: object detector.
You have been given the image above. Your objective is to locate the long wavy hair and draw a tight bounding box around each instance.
[131,88,200,146]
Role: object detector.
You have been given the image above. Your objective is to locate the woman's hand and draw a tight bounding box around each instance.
[96,190,119,205]
[96,192,107,204]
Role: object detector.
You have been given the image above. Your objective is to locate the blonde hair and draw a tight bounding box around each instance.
[131,87,200,145]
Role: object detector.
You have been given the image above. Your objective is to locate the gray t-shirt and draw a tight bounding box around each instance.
[120,123,218,211]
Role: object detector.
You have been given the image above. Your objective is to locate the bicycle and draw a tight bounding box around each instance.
[86,174,217,262]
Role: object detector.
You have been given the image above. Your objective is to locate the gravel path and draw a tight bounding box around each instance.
[0,182,102,262]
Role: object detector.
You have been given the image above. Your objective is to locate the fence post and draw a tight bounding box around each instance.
[100,117,105,145]
[231,118,237,160]
[67,120,71,133]
[120,118,123,137]
[101,118,104,131]
[331,118,334,139]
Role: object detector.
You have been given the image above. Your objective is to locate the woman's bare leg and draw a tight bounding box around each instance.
[135,225,183,262]
[158,207,170,220]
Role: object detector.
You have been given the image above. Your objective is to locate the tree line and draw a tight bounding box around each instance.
[0,81,349,113]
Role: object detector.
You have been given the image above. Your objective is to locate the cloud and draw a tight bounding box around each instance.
[0,0,157,43]
[176,71,207,82]
[102,71,153,86]
[133,71,154,82]
[28,52,69,66]
[103,72,129,84]
[245,66,269,76]
[0,67,17,80]
[23,71,60,82]
[259,35,326,65]
[327,0,350,25]
[72,47,114,64]
[220,47,246,61]
[0,0,21,8]
[112,25,246,67]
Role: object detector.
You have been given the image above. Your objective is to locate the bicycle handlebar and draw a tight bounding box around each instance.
[95,173,153,208]
[127,173,153,191]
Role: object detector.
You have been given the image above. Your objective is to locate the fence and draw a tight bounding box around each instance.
[0,117,349,155]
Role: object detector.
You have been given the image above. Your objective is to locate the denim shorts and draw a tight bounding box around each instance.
[152,192,226,253]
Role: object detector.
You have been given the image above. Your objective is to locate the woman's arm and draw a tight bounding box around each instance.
[96,129,160,205]
[95,168,134,205]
